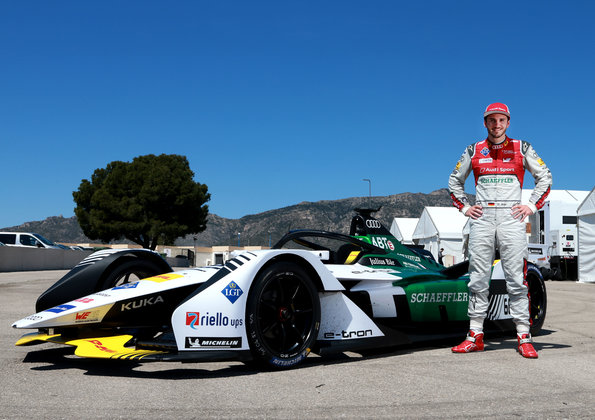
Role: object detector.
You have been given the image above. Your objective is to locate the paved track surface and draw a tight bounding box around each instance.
[2,270,595,419]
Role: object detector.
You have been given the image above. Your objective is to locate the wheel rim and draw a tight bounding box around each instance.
[255,273,316,355]
[104,262,159,289]
[111,271,146,288]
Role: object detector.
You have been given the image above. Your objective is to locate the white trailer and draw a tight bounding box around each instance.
[524,189,589,280]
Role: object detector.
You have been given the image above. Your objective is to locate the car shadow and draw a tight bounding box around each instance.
[19,329,568,378]
[21,344,422,378]
[22,346,262,379]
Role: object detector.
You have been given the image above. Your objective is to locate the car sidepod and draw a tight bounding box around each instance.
[170,250,346,364]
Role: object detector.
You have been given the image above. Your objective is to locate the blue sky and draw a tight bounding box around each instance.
[1,1,594,228]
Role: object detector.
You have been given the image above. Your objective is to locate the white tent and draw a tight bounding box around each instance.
[462,218,470,259]
[412,207,468,265]
[578,186,595,283]
[389,217,418,244]
[521,189,589,206]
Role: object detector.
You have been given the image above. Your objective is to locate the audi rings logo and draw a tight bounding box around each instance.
[365,220,382,229]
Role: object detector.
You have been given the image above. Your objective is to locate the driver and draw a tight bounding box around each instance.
[448,102,552,358]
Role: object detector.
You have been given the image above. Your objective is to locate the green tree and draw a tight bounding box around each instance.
[73,154,210,250]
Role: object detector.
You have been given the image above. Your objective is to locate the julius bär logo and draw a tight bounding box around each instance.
[222,281,243,303]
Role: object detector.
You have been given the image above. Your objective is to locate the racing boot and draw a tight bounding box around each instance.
[517,334,538,358]
[452,330,484,353]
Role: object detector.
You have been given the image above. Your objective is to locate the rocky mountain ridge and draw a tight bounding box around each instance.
[1,189,463,247]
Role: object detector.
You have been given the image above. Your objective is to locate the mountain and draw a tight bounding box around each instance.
[1,216,92,244]
[1,189,463,247]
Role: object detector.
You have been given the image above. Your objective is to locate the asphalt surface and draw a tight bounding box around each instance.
[1,270,595,419]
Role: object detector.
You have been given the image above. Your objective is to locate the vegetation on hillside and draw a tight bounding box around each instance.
[3,189,463,247]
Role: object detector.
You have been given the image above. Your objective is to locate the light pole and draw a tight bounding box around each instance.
[362,178,371,208]
[193,236,197,267]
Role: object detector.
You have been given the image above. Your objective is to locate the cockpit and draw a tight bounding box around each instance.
[273,230,390,265]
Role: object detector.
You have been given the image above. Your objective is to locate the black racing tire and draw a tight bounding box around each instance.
[98,258,165,291]
[246,261,320,369]
[550,267,563,281]
[539,267,551,280]
[527,264,547,335]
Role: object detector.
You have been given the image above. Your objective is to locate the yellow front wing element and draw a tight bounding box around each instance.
[15,332,167,360]
[68,335,167,360]
[15,331,66,346]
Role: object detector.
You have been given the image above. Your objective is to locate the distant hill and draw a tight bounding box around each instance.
[1,189,464,247]
[1,216,92,244]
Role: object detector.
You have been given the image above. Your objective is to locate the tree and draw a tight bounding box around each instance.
[73,154,210,250]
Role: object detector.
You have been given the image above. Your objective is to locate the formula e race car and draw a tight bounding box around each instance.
[13,209,547,369]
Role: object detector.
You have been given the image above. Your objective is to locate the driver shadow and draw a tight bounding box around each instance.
[482,329,571,352]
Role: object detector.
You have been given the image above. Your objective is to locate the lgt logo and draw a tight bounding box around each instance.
[222,281,243,304]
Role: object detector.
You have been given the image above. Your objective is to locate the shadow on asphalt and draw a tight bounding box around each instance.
[19,329,566,379]
[23,346,263,379]
[19,343,427,379]
[483,329,571,352]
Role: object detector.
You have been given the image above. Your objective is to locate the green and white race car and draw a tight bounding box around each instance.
[13,208,546,369]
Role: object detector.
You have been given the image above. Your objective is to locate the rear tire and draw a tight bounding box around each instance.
[246,261,320,369]
[527,264,547,335]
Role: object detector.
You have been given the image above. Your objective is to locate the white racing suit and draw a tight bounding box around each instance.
[449,137,552,334]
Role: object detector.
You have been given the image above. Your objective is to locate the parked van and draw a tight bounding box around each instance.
[0,232,61,249]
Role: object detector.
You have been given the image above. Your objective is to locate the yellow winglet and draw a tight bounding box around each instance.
[67,335,167,360]
[15,331,65,346]
[345,251,361,264]
[142,273,184,283]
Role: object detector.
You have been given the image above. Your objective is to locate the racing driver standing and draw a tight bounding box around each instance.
[448,103,552,358]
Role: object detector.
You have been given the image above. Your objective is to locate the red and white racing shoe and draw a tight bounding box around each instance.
[517,334,538,358]
[452,331,484,353]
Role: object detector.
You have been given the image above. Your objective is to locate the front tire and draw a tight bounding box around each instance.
[246,261,320,369]
[98,258,165,291]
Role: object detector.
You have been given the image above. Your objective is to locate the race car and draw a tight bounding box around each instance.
[12,209,547,369]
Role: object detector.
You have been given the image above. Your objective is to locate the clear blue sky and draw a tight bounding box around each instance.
[2,1,594,228]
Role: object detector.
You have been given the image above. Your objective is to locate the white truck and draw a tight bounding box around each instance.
[524,189,589,280]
